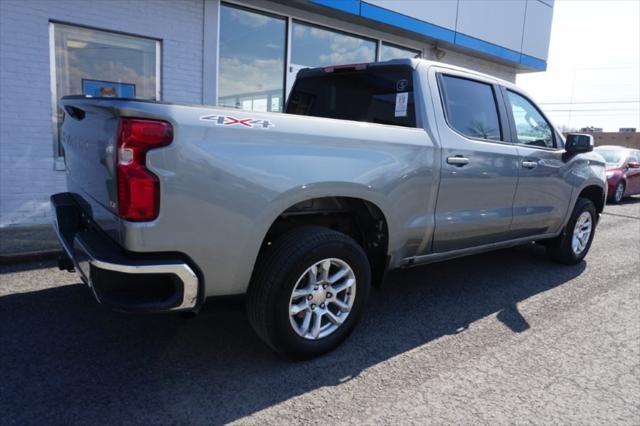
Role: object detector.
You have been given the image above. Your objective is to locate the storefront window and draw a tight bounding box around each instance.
[291,21,377,68]
[218,4,286,112]
[380,42,421,61]
[52,23,159,156]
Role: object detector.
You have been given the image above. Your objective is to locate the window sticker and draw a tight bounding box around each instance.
[395,92,408,117]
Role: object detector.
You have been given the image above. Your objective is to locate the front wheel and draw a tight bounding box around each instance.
[546,197,597,264]
[246,226,371,359]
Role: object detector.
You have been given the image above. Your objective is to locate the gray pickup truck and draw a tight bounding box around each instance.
[52,59,606,358]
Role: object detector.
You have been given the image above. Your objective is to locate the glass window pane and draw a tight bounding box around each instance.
[380,43,420,61]
[287,65,416,128]
[53,23,158,155]
[507,91,554,148]
[291,21,376,68]
[440,75,501,141]
[218,5,286,112]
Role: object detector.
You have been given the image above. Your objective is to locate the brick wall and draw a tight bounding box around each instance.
[591,132,640,150]
[0,0,204,227]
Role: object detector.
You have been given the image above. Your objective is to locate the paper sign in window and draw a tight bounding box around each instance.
[395,92,408,117]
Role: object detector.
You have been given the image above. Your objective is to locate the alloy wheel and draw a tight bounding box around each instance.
[288,258,356,340]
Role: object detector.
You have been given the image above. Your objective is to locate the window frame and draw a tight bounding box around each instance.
[48,21,161,167]
[436,72,510,144]
[499,87,563,151]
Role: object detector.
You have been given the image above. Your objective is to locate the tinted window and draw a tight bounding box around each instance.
[218,5,286,112]
[507,91,554,148]
[286,66,416,127]
[291,21,376,68]
[440,75,501,140]
[628,152,639,163]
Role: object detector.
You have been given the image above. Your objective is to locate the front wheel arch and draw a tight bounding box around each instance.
[577,184,605,215]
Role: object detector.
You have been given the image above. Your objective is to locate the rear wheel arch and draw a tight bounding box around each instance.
[256,196,390,287]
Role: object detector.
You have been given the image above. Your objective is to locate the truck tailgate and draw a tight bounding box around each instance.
[60,99,119,213]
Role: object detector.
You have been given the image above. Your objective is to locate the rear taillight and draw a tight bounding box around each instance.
[116,118,173,221]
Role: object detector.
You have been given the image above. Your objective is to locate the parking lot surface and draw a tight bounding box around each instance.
[1,198,639,425]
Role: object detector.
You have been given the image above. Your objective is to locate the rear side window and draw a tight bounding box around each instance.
[286,66,416,128]
[439,75,501,141]
[507,90,555,148]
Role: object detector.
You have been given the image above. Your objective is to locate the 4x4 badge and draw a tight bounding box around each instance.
[200,114,275,129]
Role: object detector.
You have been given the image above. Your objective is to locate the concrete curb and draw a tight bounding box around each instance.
[0,249,63,266]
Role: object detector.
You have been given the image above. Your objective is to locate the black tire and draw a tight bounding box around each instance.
[546,197,597,265]
[246,226,371,359]
[611,181,625,204]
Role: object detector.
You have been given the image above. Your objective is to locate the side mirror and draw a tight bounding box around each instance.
[628,161,640,169]
[565,133,594,155]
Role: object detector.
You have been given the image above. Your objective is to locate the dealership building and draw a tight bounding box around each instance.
[0,0,554,254]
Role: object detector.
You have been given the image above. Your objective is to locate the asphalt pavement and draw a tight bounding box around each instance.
[1,197,639,425]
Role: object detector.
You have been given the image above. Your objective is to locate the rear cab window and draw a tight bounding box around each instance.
[286,64,417,128]
[438,74,502,141]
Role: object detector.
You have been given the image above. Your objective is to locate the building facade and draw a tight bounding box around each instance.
[0,0,554,252]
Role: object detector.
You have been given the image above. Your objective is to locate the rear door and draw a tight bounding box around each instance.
[501,88,573,237]
[430,70,520,252]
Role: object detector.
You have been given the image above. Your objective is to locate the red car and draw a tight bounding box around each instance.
[595,145,640,203]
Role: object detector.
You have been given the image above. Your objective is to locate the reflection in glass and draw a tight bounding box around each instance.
[53,23,158,155]
[218,5,286,112]
[380,43,420,61]
[291,21,376,68]
[507,91,554,148]
[441,75,502,141]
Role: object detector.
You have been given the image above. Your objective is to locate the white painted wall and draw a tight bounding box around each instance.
[363,0,554,60]
[522,0,554,60]
[365,0,458,29]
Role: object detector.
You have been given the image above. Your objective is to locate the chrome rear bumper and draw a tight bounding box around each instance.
[51,192,199,312]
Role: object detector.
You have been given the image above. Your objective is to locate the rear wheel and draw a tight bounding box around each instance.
[546,197,597,264]
[611,181,625,204]
[246,226,370,359]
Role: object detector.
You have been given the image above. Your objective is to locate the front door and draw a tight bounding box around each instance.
[625,151,640,194]
[503,89,573,237]
[432,72,519,252]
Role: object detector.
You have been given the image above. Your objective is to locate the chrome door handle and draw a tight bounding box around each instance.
[522,160,538,169]
[447,156,470,166]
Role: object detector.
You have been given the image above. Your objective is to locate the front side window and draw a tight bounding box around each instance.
[507,91,555,148]
[286,65,416,128]
[380,42,421,61]
[291,21,377,68]
[52,23,159,156]
[218,4,286,112]
[439,75,501,141]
